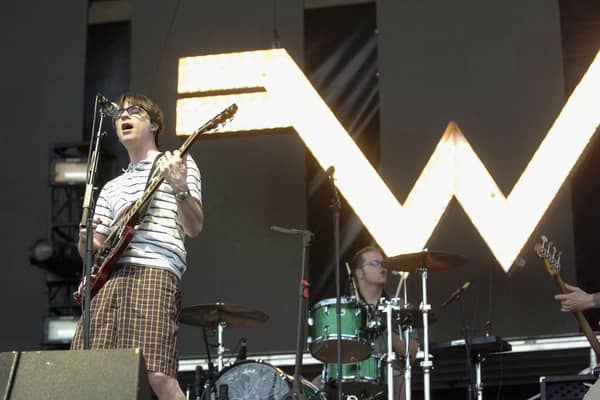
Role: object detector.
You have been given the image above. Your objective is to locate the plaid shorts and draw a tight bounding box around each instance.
[71,264,182,377]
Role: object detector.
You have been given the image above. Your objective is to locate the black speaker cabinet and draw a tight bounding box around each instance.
[540,374,597,400]
[2,348,151,400]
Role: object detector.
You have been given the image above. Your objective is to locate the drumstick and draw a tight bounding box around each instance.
[393,271,408,299]
[345,261,362,301]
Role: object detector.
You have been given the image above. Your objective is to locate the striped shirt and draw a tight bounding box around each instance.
[94,153,202,279]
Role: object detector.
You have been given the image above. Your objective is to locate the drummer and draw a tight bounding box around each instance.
[313,245,419,399]
[349,245,419,400]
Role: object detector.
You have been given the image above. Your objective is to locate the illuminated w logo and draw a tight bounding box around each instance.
[175,49,600,271]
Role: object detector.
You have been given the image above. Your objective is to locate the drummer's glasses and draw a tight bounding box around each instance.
[113,105,147,120]
[362,259,382,268]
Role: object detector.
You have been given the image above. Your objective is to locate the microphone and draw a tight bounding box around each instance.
[97,93,119,118]
[441,281,471,309]
[235,338,247,362]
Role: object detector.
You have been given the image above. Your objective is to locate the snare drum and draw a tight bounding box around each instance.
[308,297,371,363]
[323,354,386,397]
[213,360,325,400]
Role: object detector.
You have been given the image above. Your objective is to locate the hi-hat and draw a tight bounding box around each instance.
[180,303,269,328]
[395,305,438,328]
[382,251,467,273]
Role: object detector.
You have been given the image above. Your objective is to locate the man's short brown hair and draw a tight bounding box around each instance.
[117,92,164,146]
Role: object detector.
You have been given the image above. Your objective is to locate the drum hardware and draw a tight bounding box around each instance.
[323,353,387,398]
[431,336,511,400]
[382,250,467,400]
[308,297,371,363]
[180,303,269,371]
[210,360,326,400]
[379,297,401,400]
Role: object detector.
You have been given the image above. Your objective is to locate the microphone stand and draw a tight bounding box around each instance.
[458,295,476,400]
[327,168,343,400]
[80,94,109,348]
[279,228,313,400]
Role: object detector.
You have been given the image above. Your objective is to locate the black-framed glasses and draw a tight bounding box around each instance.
[112,105,147,120]
[362,259,382,268]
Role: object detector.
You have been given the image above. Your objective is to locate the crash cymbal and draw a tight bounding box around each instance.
[180,303,269,328]
[394,305,437,328]
[381,251,467,273]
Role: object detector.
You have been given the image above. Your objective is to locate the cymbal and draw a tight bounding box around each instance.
[394,305,437,328]
[381,251,467,273]
[180,303,269,328]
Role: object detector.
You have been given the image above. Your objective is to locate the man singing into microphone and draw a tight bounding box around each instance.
[71,92,203,400]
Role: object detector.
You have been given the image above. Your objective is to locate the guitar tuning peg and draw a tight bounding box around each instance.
[547,241,554,257]
[540,235,548,248]
[550,246,557,263]
[556,251,562,270]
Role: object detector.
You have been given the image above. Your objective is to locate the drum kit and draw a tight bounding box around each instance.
[180,250,467,400]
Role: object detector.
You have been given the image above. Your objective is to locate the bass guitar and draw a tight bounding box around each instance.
[74,103,238,304]
[534,235,600,356]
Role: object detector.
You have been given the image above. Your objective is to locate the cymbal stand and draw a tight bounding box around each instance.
[403,323,414,400]
[401,279,412,400]
[474,353,483,400]
[418,266,433,400]
[217,322,226,371]
[382,298,401,400]
[201,327,218,400]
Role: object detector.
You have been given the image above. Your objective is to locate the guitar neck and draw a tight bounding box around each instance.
[553,272,600,356]
[101,103,237,247]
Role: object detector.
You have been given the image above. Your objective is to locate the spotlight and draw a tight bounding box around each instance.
[43,315,79,345]
[29,239,81,278]
[50,158,87,185]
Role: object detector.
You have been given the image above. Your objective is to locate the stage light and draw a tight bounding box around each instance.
[50,158,87,185]
[29,239,81,278]
[43,316,78,345]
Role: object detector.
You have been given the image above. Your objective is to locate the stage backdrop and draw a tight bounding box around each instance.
[0,0,592,359]
[0,1,87,352]
[376,0,576,341]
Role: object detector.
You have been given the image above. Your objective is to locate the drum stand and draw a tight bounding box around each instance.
[216,322,226,371]
[383,299,401,400]
[418,266,433,400]
[403,323,413,400]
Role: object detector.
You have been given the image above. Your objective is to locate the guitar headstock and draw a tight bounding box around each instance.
[201,103,238,134]
[534,235,562,277]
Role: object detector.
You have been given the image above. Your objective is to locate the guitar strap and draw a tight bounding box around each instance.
[137,152,163,218]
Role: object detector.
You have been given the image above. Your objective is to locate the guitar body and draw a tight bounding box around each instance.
[74,225,136,304]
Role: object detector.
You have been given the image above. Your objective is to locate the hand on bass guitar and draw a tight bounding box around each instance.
[555,283,600,313]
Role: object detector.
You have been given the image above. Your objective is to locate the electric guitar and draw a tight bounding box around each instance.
[74,104,238,304]
[534,235,600,356]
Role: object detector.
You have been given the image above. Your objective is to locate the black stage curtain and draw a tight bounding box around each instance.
[304,3,381,305]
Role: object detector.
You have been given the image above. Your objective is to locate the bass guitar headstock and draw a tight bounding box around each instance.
[534,235,562,277]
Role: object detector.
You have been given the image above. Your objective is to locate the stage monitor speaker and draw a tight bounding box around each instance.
[2,348,151,400]
[540,374,597,400]
[0,352,19,400]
